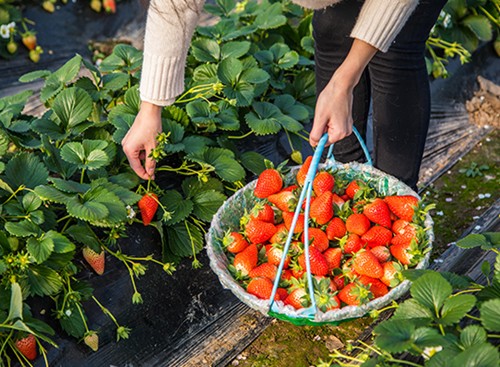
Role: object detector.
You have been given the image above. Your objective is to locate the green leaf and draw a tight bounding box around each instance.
[411,272,452,313]
[221,41,251,59]
[34,185,73,204]
[412,327,446,350]
[462,14,493,41]
[91,179,141,206]
[245,102,282,135]
[277,50,299,69]
[165,221,204,257]
[192,190,226,222]
[223,80,254,106]
[456,233,488,249]
[100,44,143,72]
[19,70,51,83]
[480,299,500,332]
[6,283,23,322]
[84,186,127,225]
[192,64,219,84]
[188,147,245,182]
[31,117,68,141]
[439,294,476,325]
[392,298,434,321]
[374,319,415,353]
[50,177,90,194]
[301,36,315,54]
[160,190,194,225]
[67,195,109,222]
[254,2,286,29]
[52,87,93,130]
[27,265,63,297]
[240,151,267,175]
[5,220,41,237]
[274,94,310,121]
[46,231,75,253]
[65,224,101,252]
[218,57,243,84]
[0,129,8,157]
[191,38,220,62]
[240,68,270,84]
[0,178,13,194]
[40,55,82,102]
[460,325,487,348]
[181,176,224,198]
[27,236,54,264]
[4,152,49,190]
[449,343,499,367]
[22,192,42,212]
[60,140,110,170]
[102,72,130,91]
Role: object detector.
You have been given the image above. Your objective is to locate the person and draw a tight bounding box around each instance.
[121,0,447,190]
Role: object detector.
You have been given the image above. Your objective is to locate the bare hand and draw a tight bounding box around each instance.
[121,102,163,180]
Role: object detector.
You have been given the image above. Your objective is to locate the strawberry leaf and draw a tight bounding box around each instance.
[160,190,193,225]
[6,282,22,322]
[439,294,476,326]
[3,152,48,190]
[221,41,251,59]
[34,185,73,205]
[46,231,75,254]
[412,327,446,350]
[66,196,109,222]
[90,179,141,206]
[240,151,267,175]
[60,140,110,170]
[410,272,452,313]
[51,87,93,130]
[192,190,227,221]
[392,299,434,322]
[245,102,281,135]
[240,67,270,84]
[181,135,214,155]
[40,55,82,103]
[22,192,42,213]
[27,265,63,296]
[218,57,242,84]
[479,299,500,332]
[460,325,487,349]
[254,2,286,30]
[187,147,245,182]
[181,176,224,198]
[65,224,101,253]
[27,235,54,263]
[191,38,220,62]
[19,70,51,83]
[192,64,218,84]
[449,343,499,367]
[100,44,142,72]
[5,220,41,237]
[31,117,68,141]
[50,178,90,194]
[110,110,135,144]
[374,319,416,353]
[102,72,129,92]
[165,221,203,257]
[83,186,127,226]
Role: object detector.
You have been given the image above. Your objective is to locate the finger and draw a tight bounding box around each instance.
[123,147,150,180]
[309,118,327,147]
[144,147,157,180]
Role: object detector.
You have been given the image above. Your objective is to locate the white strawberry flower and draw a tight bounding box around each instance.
[0,24,10,39]
[126,205,136,219]
[422,346,443,360]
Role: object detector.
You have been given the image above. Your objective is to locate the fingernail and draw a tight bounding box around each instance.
[147,168,154,175]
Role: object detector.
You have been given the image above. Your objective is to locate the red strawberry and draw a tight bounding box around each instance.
[384,195,419,221]
[390,242,414,265]
[103,0,116,13]
[267,191,296,212]
[270,223,288,244]
[15,334,37,361]
[298,246,329,276]
[281,269,294,281]
[323,247,342,270]
[310,191,334,225]
[341,233,363,254]
[345,180,361,199]
[247,277,276,300]
[276,287,289,301]
[282,211,304,234]
[245,219,277,244]
[282,185,298,192]
[285,288,309,309]
[138,193,159,226]
[331,193,345,208]
[338,283,372,306]
[267,244,290,268]
[250,203,275,223]
[223,231,249,253]
[358,275,389,298]
[313,171,335,196]
[345,213,371,236]
[254,169,283,198]
[22,33,37,51]
[233,243,258,276]
[353,250,383,278]
[302,228,329,252]
[361,226,393,247]
[370,246,391,262]
[82,247,105,275]
[333,274,346,290]
[380,261,402,287]
[296,156,313,186]
[363,198,392,228]
[391,220,418,246]
[249,263,277,281]
[326,217,347,240]
[84,332,99,352]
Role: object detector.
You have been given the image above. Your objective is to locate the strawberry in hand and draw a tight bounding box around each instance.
[138,192,159,226]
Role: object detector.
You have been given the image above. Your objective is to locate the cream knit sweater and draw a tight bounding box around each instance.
[140,0,419,106]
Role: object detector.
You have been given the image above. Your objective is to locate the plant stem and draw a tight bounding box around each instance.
[74,301,89,333]
[92,296,119,328]
[80,168,86,185]
[228,131,253,139]
[465,314,482,321]
[184,220,198,265]
[453,288,483,296]
[487,334,500,338]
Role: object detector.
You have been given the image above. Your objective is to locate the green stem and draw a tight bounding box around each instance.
[0,330,13,357]
[184,220,198,264]
[487,334,500,338]
[74,301,89,334]
[465,314,482,321]
[479,6,500,26]
[60,217,73,233]
[92,296,119,328]
[80,168,86,185]
[56,214,71,224]
[2,185,25,205]
[227,130,253,139]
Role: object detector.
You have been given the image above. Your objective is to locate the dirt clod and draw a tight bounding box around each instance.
[325,335,344,352]
[466,76,500,128]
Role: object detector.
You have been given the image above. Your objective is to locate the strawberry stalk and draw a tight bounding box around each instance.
[185,220,202,268]
[91,296,131,341]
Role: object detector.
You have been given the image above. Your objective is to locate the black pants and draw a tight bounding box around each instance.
[312,0,447,190]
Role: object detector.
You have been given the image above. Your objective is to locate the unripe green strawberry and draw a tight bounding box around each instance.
[29,49,40,63]
[42,1,55,12]
[84,332,99,352]
[90,0,102,12]
[6,41,17,54]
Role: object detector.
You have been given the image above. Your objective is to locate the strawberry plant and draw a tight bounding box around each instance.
[316,231,500,367]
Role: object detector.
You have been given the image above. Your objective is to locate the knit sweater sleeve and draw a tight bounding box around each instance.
[350,0,419,52]
[140,0,205,106]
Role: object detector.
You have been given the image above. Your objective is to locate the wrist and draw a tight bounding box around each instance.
[140,101,163,116]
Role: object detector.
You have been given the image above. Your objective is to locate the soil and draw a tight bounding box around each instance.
[466,76,500,128]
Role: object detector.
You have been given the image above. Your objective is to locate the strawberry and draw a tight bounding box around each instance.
[285,287,309,309]
[276,287,289,301]
[138,192,159,226]
[233,243,258,276]
[380,261,402,287]
[223,231,249,253]
[338,282,372,306]
[358,275,389,298]
[323,247,342,271]
[298,246,329,276]
[390,241,415,265]
[370,246,391,263]
[247,277,276,300]
[326,217,347,240]
[42,1,55,12]
[290,261,305,279]
[267,190,296,212]
[29,49,41,63]
[331,193,345,209]
[313,277,339,311]
[384,195,419,221]
[254,168,283,198]
[245,219,277,244]
[361,226,393,247]
[363,198,392,228]
[84,332,99,352]
[22,33,37,51]
[313,171,335,196]
[82,247,105,275]
[391,220,417,246]
[282,211,304,234]
[90,0,102,12]
[280,269,294,282]
[345,213,371,236]
[6,41,17,54]
[341,233,363,254]
[353,250,383,278]
[333,274,346,290]
[270,224,288,244]
[267,244,290,268]
[250,203,275,223]
[302,228,329,252]
[296,156,313,186]
[310,191,334,225]
[15,334,37,361]
[282,184,298,192]
[103,0,116,13]
[345,180,361,199]
[249,262,277,281]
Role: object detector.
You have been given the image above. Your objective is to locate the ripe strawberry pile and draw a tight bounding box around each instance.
[223,157,430,313]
